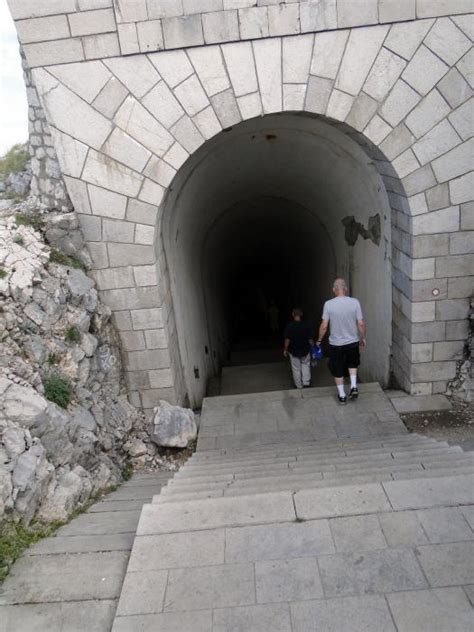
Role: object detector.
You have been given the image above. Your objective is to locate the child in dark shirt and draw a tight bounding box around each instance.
[283,308,313,389]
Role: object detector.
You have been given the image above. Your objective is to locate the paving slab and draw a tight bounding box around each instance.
[213,602,292,632]
[383,473,474,510]
[255,556,323,603]
[25,533,135,555]
[138,491,296,534]
[294,482,391,520]
[55,509,140,536]
[329,514,387,552]
[0,600,117,632]
[416,506,474,543]
[318,547,428,597]
[112,610,212,632]
[378,510,429,547]
[387,587,474,632]
[0,552,129,605]
[415,541,474,586]
[225,520,335,563]
[116,569,168,616]
[389,393,452,413]
[290,594,396,632]
[88,499,147,512]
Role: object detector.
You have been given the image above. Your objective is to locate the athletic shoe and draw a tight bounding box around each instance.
[338,394,347,405]
[349,387,359,400]
[303,384,311,388]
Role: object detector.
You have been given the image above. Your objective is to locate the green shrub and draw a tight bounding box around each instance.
[15,212,44,232]
[49,248,84,270]
[0,144,29,180]
[122,463,134,481]
[65,326,81,344]
[0,266,6,279]
[47,353,60,366]
[43,374,72,409]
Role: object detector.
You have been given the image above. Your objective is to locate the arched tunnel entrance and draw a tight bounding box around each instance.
[162,113,393,407]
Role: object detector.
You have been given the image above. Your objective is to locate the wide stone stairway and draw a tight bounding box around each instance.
[112,384,474,632]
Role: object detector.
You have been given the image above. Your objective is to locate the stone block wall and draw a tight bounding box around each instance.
[7,0,474,409]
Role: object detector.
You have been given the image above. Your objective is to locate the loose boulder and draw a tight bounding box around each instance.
[150,401,197,448]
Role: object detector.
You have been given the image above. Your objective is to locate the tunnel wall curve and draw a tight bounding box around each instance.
[13,4,473,411]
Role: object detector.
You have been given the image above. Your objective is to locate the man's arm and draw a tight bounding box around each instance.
[283,337,290,357]
[316,319,329,345]
[358,319,366,347]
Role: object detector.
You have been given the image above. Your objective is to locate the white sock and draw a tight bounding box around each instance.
[337,384,345,397]
[350,375,357,389]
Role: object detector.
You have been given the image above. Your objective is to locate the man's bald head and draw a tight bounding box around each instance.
[332,278,348,296]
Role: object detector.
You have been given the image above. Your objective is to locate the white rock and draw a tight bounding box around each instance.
[150,400,197,448]
[3,384,48,427]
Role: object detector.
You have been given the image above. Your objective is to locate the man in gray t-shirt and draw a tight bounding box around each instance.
[316,278,366,404]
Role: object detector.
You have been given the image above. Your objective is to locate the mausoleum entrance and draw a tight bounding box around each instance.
[162,113,393,407]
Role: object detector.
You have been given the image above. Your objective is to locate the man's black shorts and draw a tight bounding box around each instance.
[328,342,360,377]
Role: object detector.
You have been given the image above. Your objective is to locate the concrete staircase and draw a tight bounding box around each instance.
[112,384,474,631]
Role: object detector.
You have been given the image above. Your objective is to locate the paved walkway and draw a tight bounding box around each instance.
[113,384,474,632]
[0,472,173,631]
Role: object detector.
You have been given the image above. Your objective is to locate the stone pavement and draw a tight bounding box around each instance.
[113,384,474,631]
[0,472,173,632]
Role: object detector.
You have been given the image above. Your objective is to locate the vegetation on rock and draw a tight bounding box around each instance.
[0,144,29,181]
[43,373,73,409]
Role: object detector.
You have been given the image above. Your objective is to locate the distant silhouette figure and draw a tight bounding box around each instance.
[267,300,279,334]
[283,308,313,389]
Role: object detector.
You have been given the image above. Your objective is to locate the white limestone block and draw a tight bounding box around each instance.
[364,115,392,145]
[134,224,155,245]
[162,15,204,48]
[282,34,313,85]
[193,106,221,140]
[148,368,174,388]
[305,75,332,114]
[425,17,471,67]
[88,183,127,219]
[127,199,158,225]
[79,1,113,8]
[149,50,194,88]
[130,307,163,330]
[202,9,238,43]
[385,19,434,61]
[413,120,462,166]
[392,149,420,179]
[103,219,135,243]
[163,142,189,169]
[83,150,143,197]
[431,138,474,183]
[310,30,348,80]
[283,84,307,112]
[135,266,159,288]
[411,207,460,236]
[174,74,209,116]
[337,0,378,28]
[183,0,222,14]
[83,33,121,60]
[457,49,474,90]
[267,3,299,37]
[33,68,112,149]
[417,0,473,18]
[105,56,159,98]
[335,25,388,96]
[438,68,472,110]
[8,0,76,19]
[115,96,174,157]
[137,20,164,53]
[300,0,337,33]
[326,89,354,122]
[452,15,474,40]
[49,127,89,178]
[363,47,406,102]
[102,127,151,172]
[170,116,205,153]
[449,98,473,142]
[139,179,165,206]
[253,38,282,114]
[380,80,420,127]
[405,89,451,138]
[224,1,253,8]
[93,76,128,118]
[222,41,257,97]
[237,92,262,120]
[450,172,474,205]
[24,39,84,67]
[188,46,230,97]
[142,81,184,128]
[379,0,415,22]
[346,92,378,132]
[48,61,111,104]
[148,0,184,19]
[402,45,448,96]
[238,6,269,40]
[114,0,147,22]
[16,15,69,43]
[63,176,91,215]
[211,89,241,128]
[117,23,140,55]
[143,156,176,187]
[69,8,116,37]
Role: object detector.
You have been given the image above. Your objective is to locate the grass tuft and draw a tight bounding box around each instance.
[43,373,72,409]
[49,248,84,270]
[65,325,81,344]
[15,212,44,232]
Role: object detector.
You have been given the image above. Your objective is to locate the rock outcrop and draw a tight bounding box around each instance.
[150,400,197,449]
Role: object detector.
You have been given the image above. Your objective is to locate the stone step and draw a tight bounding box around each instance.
[160,455,474,498]
[157,463,474,503]
[173,445,461,480]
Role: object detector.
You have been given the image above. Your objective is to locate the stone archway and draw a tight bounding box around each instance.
[23,17,472,411]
